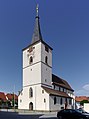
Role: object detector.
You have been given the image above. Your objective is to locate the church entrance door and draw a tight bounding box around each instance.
[29,102,33,110]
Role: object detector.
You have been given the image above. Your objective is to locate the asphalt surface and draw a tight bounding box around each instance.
[0,111,57,119]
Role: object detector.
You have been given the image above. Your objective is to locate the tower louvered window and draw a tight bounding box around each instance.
[45,56,48,64]
[29,56,33,64]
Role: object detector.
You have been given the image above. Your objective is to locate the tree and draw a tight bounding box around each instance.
[80,100,89,106]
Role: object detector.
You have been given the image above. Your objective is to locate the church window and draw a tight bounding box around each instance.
[45,79,47,82]
[44,98,46,103]
[59,87,60,91]
[20,99,22,103]
[54,97,56,105]
[29,87,33,97]
[29,56,33,64]
[45,56,48,64]
[60,98,63,105]
[65,98,67,103]
[69,99,72,105]
[45,45,49,52]
[42,90,44,93]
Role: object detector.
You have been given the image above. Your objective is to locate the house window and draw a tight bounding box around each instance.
[60,97,63,105]
[54,97,56,105]
[45,56,48,64]
[45,45,49,52]
[29,87,33,97]
[29,56,33,64]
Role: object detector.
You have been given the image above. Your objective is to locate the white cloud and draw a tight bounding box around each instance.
[75,84,89,96]
[83,84,89,91]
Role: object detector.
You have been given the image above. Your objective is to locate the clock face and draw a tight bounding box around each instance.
[28,47,33,53]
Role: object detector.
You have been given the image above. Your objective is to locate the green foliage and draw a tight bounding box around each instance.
[80,100,89,106]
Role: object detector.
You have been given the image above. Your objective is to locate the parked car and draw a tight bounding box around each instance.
[57,109,89,119]
[77,108,89,114]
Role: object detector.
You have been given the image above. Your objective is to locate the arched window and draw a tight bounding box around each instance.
[45,56,48,64]
[44,98,46,103]
[29,102,33,110]
[54,97,56,105]
[29,87,33,97]
[29,56,33,64]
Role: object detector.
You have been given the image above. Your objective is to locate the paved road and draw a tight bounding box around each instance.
[0,111,57,119]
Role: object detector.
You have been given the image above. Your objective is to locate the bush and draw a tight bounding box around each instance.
[80,100,89,106]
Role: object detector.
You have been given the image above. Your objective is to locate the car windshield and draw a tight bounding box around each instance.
[76,108,87,113]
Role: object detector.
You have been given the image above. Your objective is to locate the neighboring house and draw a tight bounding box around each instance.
[0,92,18,108]
[0,92,7,108]
[18,5,75,111]
[75,96,89,109]
[6,93,18,107]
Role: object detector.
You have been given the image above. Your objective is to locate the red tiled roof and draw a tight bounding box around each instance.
[42,86,72,98]
[0,92,6,101]
[75,96,89,102]
[6,94,18,100]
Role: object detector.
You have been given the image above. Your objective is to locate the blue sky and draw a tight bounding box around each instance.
[0,0,89,96]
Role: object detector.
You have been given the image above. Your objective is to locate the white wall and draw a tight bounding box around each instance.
[49,96,65,111]
[41,63,52,87]
[18,85,50,110]
[84,103,89,112]
[23,63,41,87]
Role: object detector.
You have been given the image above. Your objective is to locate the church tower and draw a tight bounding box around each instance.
[18,5,53,110]
[23,5,53,88]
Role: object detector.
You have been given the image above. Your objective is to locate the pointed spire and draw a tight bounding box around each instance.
[31,4,43,44]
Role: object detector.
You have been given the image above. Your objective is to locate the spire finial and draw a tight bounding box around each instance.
[36,4,39,16]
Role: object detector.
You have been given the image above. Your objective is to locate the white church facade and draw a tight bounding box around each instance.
[18,6,75,111]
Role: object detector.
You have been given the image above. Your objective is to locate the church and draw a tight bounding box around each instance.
[18,5,75,111]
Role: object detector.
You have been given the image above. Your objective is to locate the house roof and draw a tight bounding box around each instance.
[52,74,74,91]
[75,96,89,102]
[0,92,6,101]
[6,94,18,100]
[42,86,72,98]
